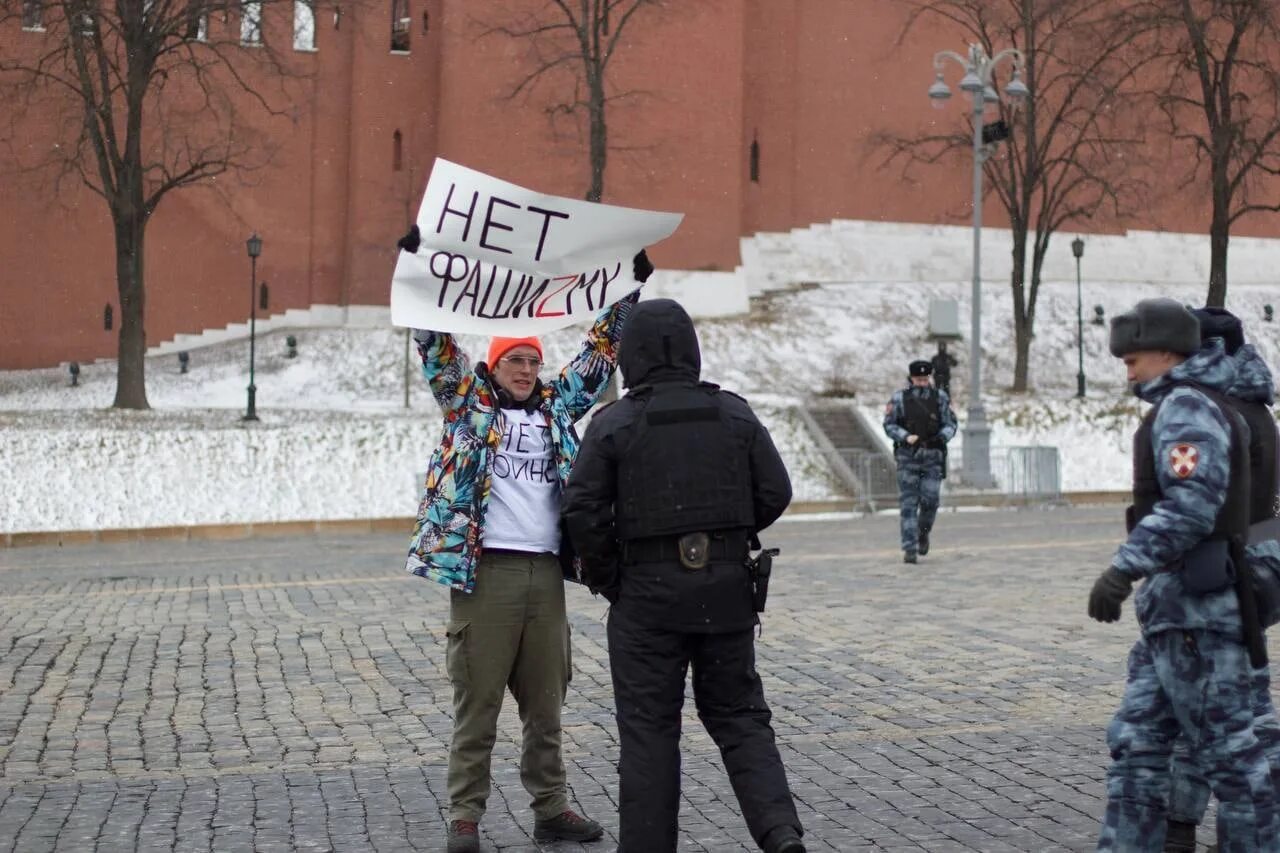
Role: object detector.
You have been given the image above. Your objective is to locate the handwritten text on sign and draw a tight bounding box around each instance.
[390,158,682,335]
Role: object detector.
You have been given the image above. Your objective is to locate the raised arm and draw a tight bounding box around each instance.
[549,252,653,422]
[413,330,474,415]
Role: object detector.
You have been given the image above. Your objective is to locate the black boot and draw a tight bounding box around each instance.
[903,550,917,564]
[1163,819,1196,853]
[918,529,930,556]
[761,825,805,853]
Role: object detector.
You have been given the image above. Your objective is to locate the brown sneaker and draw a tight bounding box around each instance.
[533,809,604,843]
[446,819,479,853]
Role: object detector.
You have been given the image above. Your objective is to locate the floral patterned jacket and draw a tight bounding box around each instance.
[405,293,637,593]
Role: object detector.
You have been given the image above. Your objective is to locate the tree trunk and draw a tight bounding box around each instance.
[586,64,611,400]
[1207,169,1230,307]
[1010,226,1032,393]
[586,72,606,203]
[112,209,150,410]
[1021,234,1051,395]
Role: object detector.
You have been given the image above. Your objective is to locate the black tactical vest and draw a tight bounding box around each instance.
[1235,398,1279,523]
[902,388,942,446]
[1131,382,1269,668]
[615,382,756,540]
[1130,383,1249,539]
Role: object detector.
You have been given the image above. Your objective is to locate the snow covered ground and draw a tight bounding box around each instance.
[4,275,1278,534]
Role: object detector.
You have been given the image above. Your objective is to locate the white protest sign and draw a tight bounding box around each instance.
[390,158,683,335]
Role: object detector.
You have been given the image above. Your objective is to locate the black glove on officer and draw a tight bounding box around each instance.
[397,224,421,254]
[1088,567,1135,623]
[633,249,654,283]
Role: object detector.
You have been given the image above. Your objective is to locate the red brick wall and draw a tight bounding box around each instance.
[2,0,1278,369]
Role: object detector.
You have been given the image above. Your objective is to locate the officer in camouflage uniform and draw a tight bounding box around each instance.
[1089,298,1277,852]
[883,360,958,564]
[1164,308,1280,853]
[562,298,804,853]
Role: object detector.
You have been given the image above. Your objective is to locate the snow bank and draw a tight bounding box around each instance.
[4,266,1277,533]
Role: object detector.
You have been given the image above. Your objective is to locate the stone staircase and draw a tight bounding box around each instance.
[126,217,1280,365]
[138,305,392,361]
[797,399,899,511]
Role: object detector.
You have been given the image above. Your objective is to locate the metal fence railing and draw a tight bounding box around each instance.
[978,445,1063,501]
[831,443,1062,508]
[1003,446,1062,500]
[835,446,900,509]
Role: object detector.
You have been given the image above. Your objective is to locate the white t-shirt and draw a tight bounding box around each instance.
[483,407,562,554]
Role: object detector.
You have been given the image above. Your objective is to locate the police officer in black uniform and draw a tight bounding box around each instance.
[562,298,804,853]
[931,340,957,396]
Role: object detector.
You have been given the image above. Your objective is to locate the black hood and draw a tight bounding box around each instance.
[618,299,701,388]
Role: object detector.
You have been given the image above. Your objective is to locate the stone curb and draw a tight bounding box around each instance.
[0,493,1129,549]
[0,517,413,549]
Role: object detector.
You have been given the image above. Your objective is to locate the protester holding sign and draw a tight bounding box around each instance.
[400,222,653,852]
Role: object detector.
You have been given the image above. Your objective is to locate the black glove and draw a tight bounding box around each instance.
[633,249,654,283]
[397,224,421,254]
[1088,567,1135,623]
[583,560,620,603]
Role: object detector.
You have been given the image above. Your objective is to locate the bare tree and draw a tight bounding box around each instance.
[1132,0,1280,307]
[484,0,661,202]
[0,0,306,408]
[877,0,1150,391]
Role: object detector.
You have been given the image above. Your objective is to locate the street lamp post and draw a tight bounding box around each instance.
[929,43,1027,489]
[404,328,412,409]
[1072,237,1086,398]
[244,232,262,422]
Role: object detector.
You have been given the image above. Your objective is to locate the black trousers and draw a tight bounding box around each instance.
[607,608,801,853]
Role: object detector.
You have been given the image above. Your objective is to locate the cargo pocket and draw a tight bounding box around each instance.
[445,621,471,687]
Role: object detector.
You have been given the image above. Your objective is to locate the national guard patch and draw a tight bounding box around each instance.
[1170,444,1200,478]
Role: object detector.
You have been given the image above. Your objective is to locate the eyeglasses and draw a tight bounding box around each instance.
[499,355,542,370]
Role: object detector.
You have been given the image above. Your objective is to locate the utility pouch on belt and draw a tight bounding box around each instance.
[1180,538,1235,595]
[678,532,710,570]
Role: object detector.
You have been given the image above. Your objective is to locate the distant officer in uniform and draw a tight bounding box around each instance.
[562,298,805,853]
[1164,307,1280,852]
[931,340,958,396]
[883,360,958,564]
[1089,298,1277,852]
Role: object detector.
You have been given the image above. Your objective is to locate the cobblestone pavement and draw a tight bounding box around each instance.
[0,506,1231,851]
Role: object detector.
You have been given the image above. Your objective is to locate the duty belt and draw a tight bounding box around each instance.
[621,535,746,566]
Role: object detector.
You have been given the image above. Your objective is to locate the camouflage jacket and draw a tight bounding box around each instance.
[404,292,637,593]
[883,385,958,464]
[1114,341,1245,635]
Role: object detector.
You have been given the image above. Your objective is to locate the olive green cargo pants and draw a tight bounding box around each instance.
[445,551,571,823]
